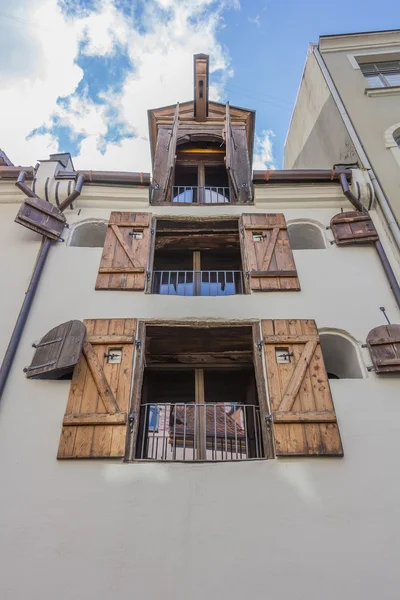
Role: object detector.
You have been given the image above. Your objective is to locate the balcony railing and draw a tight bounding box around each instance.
[137,403,263,461]
[172,186,231,204]
[151,270,244,296]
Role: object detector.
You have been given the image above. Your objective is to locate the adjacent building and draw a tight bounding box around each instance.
[0,52,399,600]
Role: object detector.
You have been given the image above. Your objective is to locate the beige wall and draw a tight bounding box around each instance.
[284,51,358,169]
[0,187,400,599]
[284,32,400,224]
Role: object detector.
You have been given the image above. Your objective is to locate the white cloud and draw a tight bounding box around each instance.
[0,0,275,173]
[248,15,261,26]
[253,130,276,170]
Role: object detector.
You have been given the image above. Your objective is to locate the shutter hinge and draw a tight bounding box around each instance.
[135,339,142,354]
[150,227,155,236]
[146,271,151,281]
[246,270,251,281]
[257,339,264,355]
[367,366,375,372]
[240,227,244,236]
[128,412,135,433]
[23,360,56,373]
[32,337,63,348]
[264,414,272,430]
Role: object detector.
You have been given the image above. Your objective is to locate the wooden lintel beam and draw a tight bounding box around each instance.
[263,335,319,344]
[86,335,135,345]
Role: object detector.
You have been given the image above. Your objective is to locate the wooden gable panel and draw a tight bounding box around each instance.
[262,319,343,457]
[96,212,151,291]
[367,324,400,373]
[25,320,86,380]
[331,211,379,245]
[241,213,300,291]
[58,319,136,459]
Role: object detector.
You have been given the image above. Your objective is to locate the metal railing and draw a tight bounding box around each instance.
[151,270,244,296]
[137,403,263,461]
[172,186,232,204]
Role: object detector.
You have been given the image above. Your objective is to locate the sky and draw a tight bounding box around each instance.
[0,0,399,171]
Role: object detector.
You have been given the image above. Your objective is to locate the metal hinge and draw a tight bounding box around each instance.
[257,339,264,355]
[128,412,135,433]
[32,337,63,349]
[264,414,272,429]
[150,227,155,236]
[146,271,151,281]
[135,339,142,354]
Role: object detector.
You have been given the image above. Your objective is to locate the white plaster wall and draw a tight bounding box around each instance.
[0,195,400,600]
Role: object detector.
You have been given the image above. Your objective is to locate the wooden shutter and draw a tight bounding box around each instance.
[331,211,378,245]
[241,213,300,291]
[58,319,136,459]
[225,103,252,203]
[96,211,151,290]
[152,103,179,203]
[367,324,400,373]
[15,196,66,241]
[262,319,343,457]
[25,320,86,379]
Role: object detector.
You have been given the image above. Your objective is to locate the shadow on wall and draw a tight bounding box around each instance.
[69,220,107,248]
[319,331,364,379]
[288,221,326,250]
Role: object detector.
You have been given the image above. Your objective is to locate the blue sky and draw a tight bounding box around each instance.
[0,0,399,170]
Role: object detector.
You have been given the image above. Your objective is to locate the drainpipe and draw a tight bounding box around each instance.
[312,44,400,252]
[339,174,400,309]
[0,175,84,402]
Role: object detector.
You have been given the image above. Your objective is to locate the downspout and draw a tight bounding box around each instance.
[0,174,84,402]
[313,44,400,252]
[339,174,400,309]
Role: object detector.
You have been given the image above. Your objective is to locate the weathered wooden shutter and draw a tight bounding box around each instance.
[262,319,343,456]
[152,103,179,203]
[96,211,151,290]
[367,324,400,373]
[25,320,86,379]
[15,196,66,241]
[58,318,136,459]
[225,103,252,203]
[331,211,378,245]
[241,213,300,291]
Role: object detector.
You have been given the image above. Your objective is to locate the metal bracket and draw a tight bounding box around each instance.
[104,352,119,360]
[135,340,142,354]
[32,337,63,349]
[277,351,294,359]
[128,412,135,433]
[257,339,264,355]
[23,360,56,373]
[150,227,155,236]
[367,366,375,372]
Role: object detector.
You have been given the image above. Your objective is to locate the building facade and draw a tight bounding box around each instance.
[0,54,400,599]
[284,29,400,226]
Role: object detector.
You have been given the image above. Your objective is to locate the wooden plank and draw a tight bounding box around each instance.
[278,341,318,412]
[90,320,113,457]
[240,225,287,231]
[252,322,274,458]
[127,321,146,460]
[96,213,119,290]
[261,227,280,272]
[63,413,127,426]
[263,335,319,344]
[273,411,337,423]
[336,231,378,240]
[251,270,298,278]
[83,342,120,414]
[98,267,145,274]
[109,221,149,227]
[146,351,253,365]
[369,337,400,346]
[111,225,143,269]
[86,335,135,345]
[376,358,400,366]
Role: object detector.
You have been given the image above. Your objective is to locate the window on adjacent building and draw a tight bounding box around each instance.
[70,220,107,247]
[360,61,400,88]
[395,131,400,149]
[287,222,326,250]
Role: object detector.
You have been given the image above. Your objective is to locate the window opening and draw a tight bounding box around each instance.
[320,333,363,379]
[360,61,400,88]
[135,325,268,461]
[151,219,244,296]
[287,222,326,250]
[70,221,107,248]
[173,142,231,204]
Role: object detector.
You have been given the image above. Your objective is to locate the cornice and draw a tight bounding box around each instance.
[320,31,400,53]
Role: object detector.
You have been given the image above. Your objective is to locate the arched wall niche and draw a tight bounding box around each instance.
[287,219,327,250]
[69,220,108,248]
[318,328,365,379]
